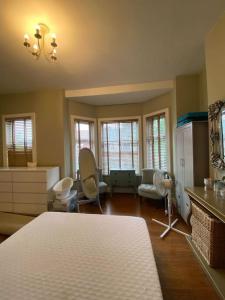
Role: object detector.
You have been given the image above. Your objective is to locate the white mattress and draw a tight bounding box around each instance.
[0,212,163,300]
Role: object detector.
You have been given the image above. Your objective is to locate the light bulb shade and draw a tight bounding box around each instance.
[51,33,56,39]
[24,34,29,40]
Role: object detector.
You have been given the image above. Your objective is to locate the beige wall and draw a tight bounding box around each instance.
[0,90,68,177]
[96,103,142,118]
[176,74,200,118]
[68,100,96,118]
[205,12,225,179]
[206,13,225,104]
[175,72,208,119]
[199,68,208,111]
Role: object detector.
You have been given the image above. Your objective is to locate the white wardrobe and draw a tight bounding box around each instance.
[175,121,209,223]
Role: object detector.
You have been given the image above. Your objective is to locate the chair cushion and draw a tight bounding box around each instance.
[142,169,155,184]
[138,184,162,200]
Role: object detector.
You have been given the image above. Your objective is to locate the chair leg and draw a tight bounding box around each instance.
[96,194,103,214]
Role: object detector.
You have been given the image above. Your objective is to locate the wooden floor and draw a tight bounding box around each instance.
[82,193,220,300]
[0,193,220,300]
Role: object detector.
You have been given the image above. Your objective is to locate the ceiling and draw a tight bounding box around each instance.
[0,0,225,104]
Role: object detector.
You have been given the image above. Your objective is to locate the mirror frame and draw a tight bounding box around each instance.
[208,100,225,169]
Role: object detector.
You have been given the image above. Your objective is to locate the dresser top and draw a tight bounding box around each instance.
[0,167,59,172]
[185,186,225,223]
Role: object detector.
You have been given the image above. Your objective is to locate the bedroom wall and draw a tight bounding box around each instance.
[0,90,69,177]
[68,101,96,118]
[96,103,142,118]
[176,74,202,118]
[199,67,208,111]
[206,13,225,104]
[205,11,225,179]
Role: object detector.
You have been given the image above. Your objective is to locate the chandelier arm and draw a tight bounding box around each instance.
[37,38,41,59]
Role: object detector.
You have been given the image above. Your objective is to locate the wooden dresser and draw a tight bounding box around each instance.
[0,167,59,216]
[186,187,225,299]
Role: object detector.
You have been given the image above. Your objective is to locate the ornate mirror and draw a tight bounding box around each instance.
[209,100,225,169]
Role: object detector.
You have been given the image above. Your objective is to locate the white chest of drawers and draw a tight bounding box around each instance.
[0,167,59,215]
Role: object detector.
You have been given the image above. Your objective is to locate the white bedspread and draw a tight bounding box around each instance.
[0,212,163,300]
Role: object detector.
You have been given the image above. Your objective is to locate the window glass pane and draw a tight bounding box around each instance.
[79,123,90,148]
[133,122,139,172]
[102,124,108,175]
[153,117,159,169]
[120,122,132,170]
[160,116,167,170]
[74,120,95,174]
[108,123,120,170]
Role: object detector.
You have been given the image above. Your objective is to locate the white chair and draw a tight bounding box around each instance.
[77,169,107,195]
[76,148,103,213]
[138,169,167,201]
[53,177,76,211]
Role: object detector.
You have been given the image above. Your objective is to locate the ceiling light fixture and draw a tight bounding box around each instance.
[23,23,58,62]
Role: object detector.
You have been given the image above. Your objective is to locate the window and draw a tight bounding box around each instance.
[100,118,140,175]
[144,110,169,170]
[72,116,96,175]
[3,114,36,167]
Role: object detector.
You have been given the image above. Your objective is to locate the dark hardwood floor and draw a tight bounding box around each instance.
[0,193,220,300]
[82,193,220,300]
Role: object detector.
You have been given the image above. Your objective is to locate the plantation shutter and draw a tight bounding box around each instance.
[5,117,33,167]
[146,113,167,170]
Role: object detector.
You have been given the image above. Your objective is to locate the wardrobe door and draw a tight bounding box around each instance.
[182,125,193,223]
[175,128,184,214]
[183,125,194,187]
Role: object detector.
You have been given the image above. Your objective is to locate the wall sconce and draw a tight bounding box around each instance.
[23,23,58,62]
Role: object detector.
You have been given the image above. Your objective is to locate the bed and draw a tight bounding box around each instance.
[0,212,163,300]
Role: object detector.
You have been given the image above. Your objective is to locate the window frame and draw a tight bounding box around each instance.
[98,116,142,175]
[2,112,37,167]
[70,115,97,178]
[143,108,171,172]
